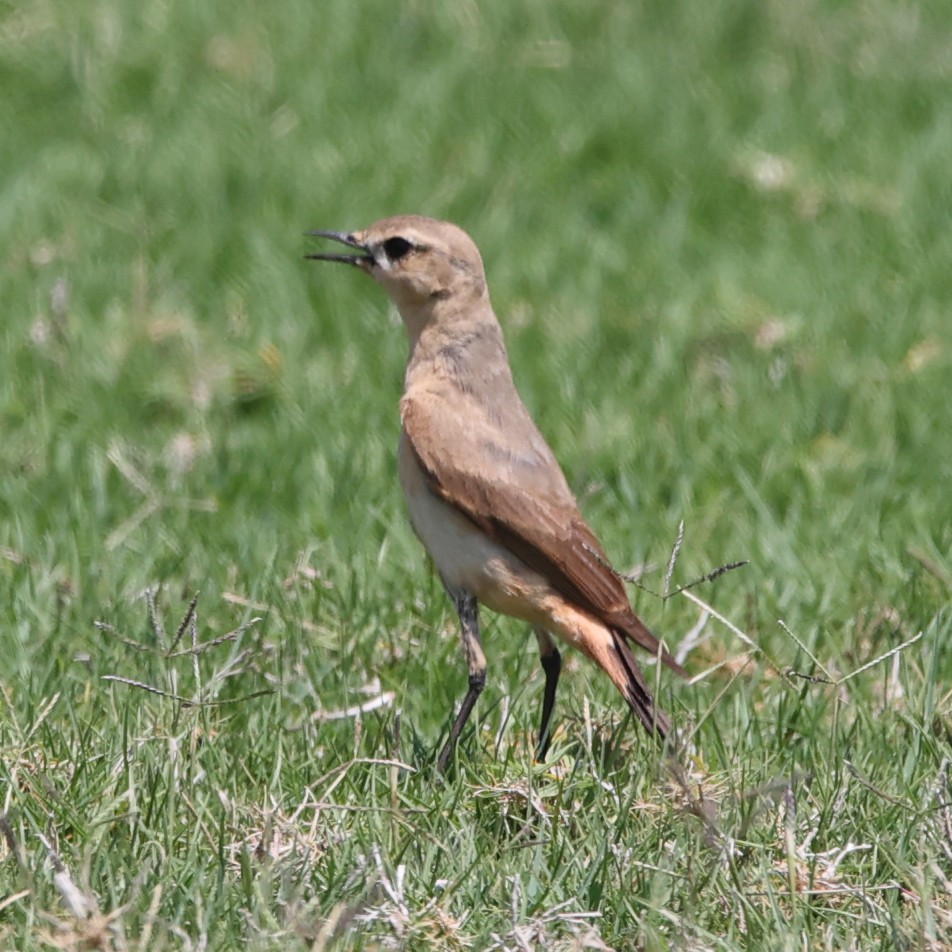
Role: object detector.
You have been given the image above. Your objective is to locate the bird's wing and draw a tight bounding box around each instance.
[401,394,686,676]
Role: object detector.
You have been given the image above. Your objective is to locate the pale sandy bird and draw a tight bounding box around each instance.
[307,216,686,770]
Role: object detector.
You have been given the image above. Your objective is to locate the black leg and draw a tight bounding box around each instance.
[533,627,561,760]
[437,588,485,772]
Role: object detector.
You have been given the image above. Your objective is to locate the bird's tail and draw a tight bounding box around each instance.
[610,627,671,739]
[620,612,688,680]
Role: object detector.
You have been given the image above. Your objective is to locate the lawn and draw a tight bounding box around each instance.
[2,0,951,948]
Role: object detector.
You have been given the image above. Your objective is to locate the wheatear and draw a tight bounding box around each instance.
[308,216,685,770]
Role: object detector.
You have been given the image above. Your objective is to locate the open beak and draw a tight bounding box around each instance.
[305,230,374,267]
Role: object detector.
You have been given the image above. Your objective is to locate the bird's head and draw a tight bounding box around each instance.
[307,215,488,323]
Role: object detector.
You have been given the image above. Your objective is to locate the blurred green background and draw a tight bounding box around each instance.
[2,1,951,948]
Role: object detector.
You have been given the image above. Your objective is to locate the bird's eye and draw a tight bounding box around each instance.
[382,237,412,261]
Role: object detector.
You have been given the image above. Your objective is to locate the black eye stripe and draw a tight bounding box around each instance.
[382,237,412,261]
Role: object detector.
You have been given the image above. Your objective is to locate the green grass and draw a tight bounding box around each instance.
[2,0,952,948]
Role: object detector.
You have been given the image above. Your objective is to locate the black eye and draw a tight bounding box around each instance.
[382,237,412,261]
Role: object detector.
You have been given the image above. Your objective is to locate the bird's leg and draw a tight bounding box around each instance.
[437,587,485,772]
[533,627,562,760]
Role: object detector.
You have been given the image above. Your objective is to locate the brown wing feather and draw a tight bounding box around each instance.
[401,398,686,677]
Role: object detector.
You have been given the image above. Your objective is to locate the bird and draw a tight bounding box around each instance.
[307,215,686,770]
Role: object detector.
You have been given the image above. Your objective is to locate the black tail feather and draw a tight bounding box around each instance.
[611,628,671,739]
